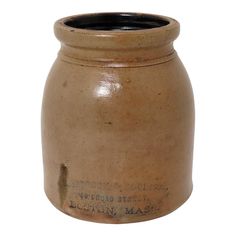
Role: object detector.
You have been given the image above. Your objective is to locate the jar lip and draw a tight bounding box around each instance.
[54,12,180,49]
[63,12,170,31]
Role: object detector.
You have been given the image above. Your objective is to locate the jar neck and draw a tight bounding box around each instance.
[54,13,180,67]
[58,43,176,67]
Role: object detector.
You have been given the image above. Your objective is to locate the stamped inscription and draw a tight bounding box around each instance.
[68,180,168,192]
[65,180,169,218]
[76,191,149,203]
[69,200,160,217]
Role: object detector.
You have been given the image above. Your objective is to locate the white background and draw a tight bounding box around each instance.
[1,0,236,235]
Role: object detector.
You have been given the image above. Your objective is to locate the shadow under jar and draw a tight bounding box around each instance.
[41,12,195,223]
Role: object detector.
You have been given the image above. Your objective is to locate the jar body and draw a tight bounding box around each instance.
[42,51,194,223]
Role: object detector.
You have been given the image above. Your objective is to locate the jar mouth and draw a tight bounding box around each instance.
[55,13,179,50]
[64,12,169,31]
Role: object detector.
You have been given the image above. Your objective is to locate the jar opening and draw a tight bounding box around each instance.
[64,13,169,31]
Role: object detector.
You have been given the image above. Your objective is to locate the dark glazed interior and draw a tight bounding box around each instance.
[64,13,169,31]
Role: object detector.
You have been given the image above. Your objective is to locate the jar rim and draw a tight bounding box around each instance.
[64,12,170,31]
[54,12,180,49]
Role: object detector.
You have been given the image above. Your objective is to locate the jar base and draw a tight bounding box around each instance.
[44,186,193,224]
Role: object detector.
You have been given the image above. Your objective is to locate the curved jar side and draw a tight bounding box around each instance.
[42,52,194,223]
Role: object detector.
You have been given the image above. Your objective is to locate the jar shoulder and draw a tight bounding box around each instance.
[44,55,193,102]
[42,56,194,132]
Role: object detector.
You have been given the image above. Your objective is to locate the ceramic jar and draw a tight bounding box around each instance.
[42,12,195,223]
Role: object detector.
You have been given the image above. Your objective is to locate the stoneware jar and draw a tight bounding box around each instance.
[41,12,195,223]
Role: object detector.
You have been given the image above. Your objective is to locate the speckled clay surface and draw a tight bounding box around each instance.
[42,13,195,223]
